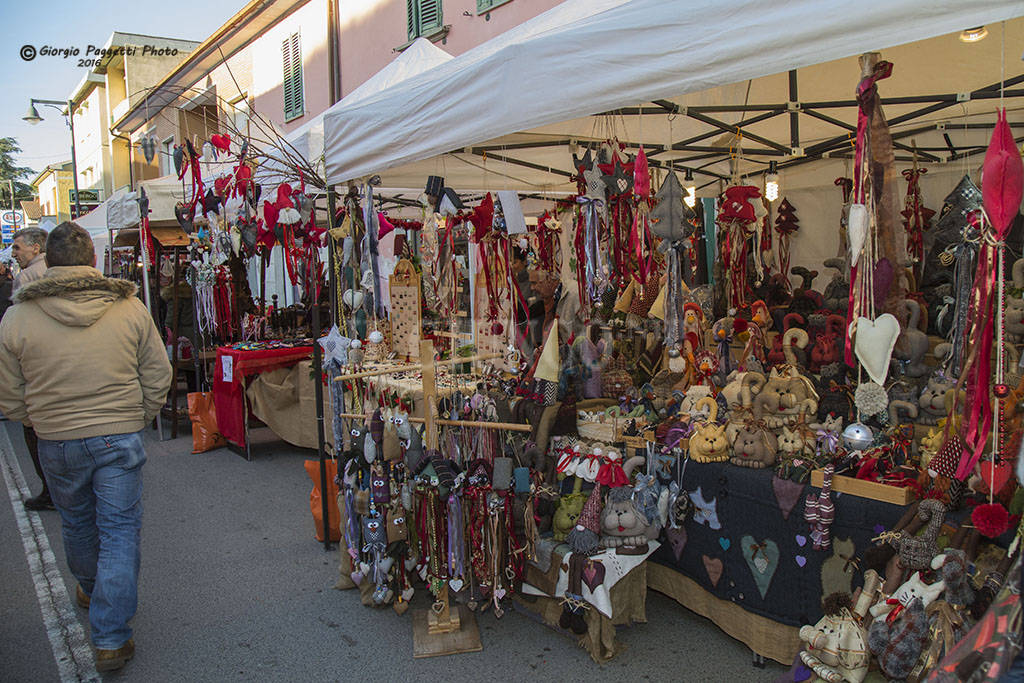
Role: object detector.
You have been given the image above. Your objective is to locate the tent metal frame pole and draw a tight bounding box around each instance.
[312,192,332,552]
[789,70,800,150]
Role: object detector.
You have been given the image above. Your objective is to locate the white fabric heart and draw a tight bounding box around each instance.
[449,578,464,592]
[847,203,868,267]
[852,314,900,385]
[342,289,364,309]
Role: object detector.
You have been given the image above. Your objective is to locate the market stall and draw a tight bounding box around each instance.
[153,0,1024,676]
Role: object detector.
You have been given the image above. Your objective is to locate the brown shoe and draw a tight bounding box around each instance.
[95,639,134,672]
[75,585,90,609]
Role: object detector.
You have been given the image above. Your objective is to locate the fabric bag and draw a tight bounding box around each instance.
[304,459,341,542]
[187,391,227,454]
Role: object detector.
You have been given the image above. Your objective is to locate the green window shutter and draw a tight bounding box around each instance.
[282,32,304,121]
[417,0,442,35]
[406,0,418,41]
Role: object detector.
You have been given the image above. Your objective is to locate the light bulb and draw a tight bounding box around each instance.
[764,161,780,202]
[959,26,987,43]
[683,169,696,208]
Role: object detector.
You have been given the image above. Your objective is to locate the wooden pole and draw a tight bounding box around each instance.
[170,247,180,439]
[331,352,500,382]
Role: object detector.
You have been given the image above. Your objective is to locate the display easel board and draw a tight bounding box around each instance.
[810,469,915,505]
[412,606,483,658]
[389,259,422,361]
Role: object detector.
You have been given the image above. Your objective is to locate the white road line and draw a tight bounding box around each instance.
[0,425,99,682]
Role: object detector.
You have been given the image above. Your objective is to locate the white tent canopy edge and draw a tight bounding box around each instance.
[324,0,1024,185]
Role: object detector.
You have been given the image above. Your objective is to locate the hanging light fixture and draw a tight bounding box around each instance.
[959,26,988,43]
[765,161,780,202]
[683,168,696,208]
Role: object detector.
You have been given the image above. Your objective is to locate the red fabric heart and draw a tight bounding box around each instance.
[978,460,1014,496]
[214,176,231,198]
[210,133,231,153]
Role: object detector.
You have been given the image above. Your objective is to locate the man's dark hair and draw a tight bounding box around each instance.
[45,222,95,267]
[512,246,527,263]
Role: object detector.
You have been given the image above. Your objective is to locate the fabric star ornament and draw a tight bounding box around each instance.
[583,164,606,201]
[319,325,350,366]
[601,155,634,197]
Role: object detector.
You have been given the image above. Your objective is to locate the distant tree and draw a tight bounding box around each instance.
[0,138,36,205]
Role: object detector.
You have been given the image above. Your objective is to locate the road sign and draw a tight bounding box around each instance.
[1,210,24,244]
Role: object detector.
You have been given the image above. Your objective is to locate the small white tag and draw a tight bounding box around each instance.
[221,355,233,382]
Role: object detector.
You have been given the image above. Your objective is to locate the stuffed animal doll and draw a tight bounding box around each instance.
[893,300,930,378]
[917,374,955,425]
[688,397,729,463]
[799,594,870,683]
[599,455,658,553]
[867,571,947,680]
[729,420,778,469]
[386,504,408,544]
[552,478,587,542]
[868,595,931,681]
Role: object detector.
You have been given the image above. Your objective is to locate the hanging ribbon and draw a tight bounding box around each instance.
[664,241,687,348]
[956,109,1023,479]
[362,184,384,319]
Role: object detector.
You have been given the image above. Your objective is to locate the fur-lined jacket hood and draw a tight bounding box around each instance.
[13,266,138,328]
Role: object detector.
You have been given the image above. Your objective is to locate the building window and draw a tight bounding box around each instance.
[476,0,512,13]
[282,33,304,122]
[160,137,174,176]
[406,0,443,41]
[229,96,250,137]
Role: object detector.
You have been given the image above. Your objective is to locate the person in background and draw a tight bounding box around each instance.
[10,227,50,509]
[0,261,13,321]
[12,227,48,291]
[0,222,172,671]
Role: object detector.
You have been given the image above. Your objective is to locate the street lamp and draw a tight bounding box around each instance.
[23,98,82,217]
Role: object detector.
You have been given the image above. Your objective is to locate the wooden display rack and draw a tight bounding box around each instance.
[810,468,915,505]
[333,340,534,657]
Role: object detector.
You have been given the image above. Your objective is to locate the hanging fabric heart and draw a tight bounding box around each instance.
[210,133,231,154]
[852,313,900,385]
[342,289,365,310]
[741,535,779,599]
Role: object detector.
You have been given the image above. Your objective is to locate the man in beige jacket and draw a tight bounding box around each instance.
[0,222,171,672]
[10,226,51,510]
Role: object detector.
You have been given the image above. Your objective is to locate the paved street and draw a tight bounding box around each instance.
[1,420,783,682]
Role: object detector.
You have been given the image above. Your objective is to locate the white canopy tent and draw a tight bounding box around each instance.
[324,0,1024,187]
[321,0,1024,277]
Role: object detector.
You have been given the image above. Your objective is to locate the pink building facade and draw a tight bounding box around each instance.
[115,0,562,172]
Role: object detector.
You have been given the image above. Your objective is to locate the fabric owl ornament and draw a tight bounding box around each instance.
[382,410,402,462]
[369,463,390,506]
[387,505,408,544]
[362,515,387,551]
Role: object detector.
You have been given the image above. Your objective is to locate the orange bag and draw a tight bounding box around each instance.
[187,391,227,454]
[304,459,341,542]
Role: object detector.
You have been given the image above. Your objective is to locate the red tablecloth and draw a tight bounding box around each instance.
[213,346,314,447]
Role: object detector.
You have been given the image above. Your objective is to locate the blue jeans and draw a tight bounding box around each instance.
[38,431,145,649]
